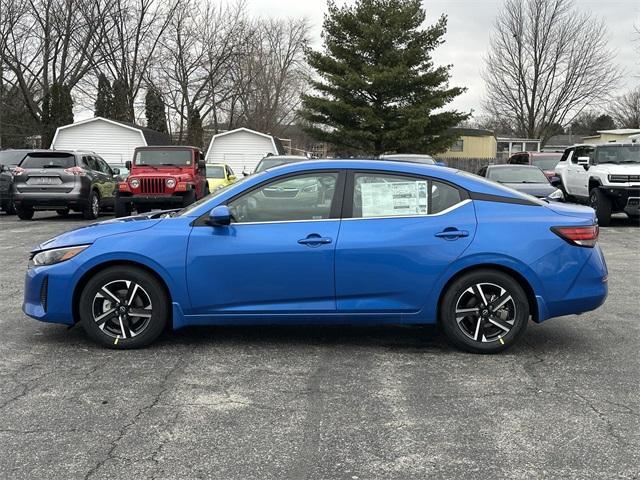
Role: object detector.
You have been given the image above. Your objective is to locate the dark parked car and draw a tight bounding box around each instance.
[253,155,309,174]
[477,164,563,200]
[0,149,38,214]
[13,150,119,220]
[507,151,563,181]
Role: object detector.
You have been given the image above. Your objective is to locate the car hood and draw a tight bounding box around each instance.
[593,163,640,174]
[502,182,556,198]
[34,214,164,252]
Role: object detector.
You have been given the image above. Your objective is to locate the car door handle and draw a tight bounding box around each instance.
[435,229,469,240]
[298,235,332,246]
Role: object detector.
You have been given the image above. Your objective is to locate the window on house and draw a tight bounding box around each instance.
[451,139,464,152]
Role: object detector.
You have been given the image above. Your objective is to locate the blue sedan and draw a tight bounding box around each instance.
[23,160,608,353]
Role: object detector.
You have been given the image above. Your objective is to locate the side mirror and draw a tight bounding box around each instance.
[198,160,207,169]
[228,174,236,181]
[125,160,132,170]
[577,156,590,169]
[207,205,231,226]
[112,167,120,175]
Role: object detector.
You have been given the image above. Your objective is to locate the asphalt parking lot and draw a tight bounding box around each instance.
[0,211,638,479]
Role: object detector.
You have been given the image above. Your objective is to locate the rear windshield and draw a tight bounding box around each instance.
[0,150,28,167]
[135,149,192,166]
[487,166,548,183]
[531,155,562,170]
[20,153,75,169]
[206,166,225,178]
[254,158,291,173]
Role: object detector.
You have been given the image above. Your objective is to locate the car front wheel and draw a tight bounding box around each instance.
[590,188,611,227]
[440,269,529,353]
[79,266,169,349]
[83,190,100,220]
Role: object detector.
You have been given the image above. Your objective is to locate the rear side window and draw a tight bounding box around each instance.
[20,154,75,169]
[352,173,463,218]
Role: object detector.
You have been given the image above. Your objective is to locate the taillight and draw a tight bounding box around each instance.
[11,166,25,175]
[551,226,599,248]
[64,166,87,176]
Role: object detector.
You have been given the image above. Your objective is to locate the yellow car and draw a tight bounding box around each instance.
[206,163,237,192]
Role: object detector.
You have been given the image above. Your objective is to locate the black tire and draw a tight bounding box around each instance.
[16,206,34,220]
[589,188,611,227]
[79,266,169,349]
[182,189,196,207]
[440,269,529,354]
[136,206,150,214]
[56,208,70,216]
[83,190,100,220]
[3,199,16,215]
[114,197,132,218]
[204,184,210,197]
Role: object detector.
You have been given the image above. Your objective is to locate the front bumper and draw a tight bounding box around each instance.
[600,186,640,213]
[23,261,77,325]
[118,194,187,207]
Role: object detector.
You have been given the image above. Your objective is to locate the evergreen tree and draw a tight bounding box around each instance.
[94,74,114,118]
[186,108,203,147]
[41,83,74,147]
[300,0,469,155]
[111,78,131,122]
[145,86,168,133]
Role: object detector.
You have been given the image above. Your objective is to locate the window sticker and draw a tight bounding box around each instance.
[360,181,428,217]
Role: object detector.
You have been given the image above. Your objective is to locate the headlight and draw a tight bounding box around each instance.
[547,189,565,201]
[166,178,176,188]
[29,245,90,267]
[129,178,140,188]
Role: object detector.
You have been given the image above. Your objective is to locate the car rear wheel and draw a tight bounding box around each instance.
[79,266,168,349]
[440,270,529,354]
[83,190,100,220]
[3,200,16,215]
[16,206,34,220]
[590,188,611,227]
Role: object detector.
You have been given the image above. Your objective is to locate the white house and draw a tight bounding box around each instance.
[51,117,170,165]
[205,127,285,174]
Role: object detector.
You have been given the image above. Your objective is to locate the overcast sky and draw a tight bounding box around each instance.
[248,0,640,117]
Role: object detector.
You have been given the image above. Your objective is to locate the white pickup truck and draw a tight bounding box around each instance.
[555,142,640,226]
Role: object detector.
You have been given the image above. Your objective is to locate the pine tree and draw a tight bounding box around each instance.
[186,108,203,148]
[42,83,74,147]
[299,0,469,156]
[94,74,114,118]
[111,78,131,122]
[145,86,168,133]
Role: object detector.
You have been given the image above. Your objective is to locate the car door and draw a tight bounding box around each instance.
[335,171,476,315]
[567,146,593,197]
[95,156,116,205]
[185,170,345,315]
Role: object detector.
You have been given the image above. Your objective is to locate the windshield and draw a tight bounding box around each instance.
[594,145,640,164]
[206,166,225,178]
[531,155,562,170]
[135,149,192,166]
[254,158,290,173]
[173,173,256,217]
[458,171,547,206]
[487,166,548,183]
[0,150,28,167]
[20,153,75,169]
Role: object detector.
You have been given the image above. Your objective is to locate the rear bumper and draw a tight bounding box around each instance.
[14,184,90,210]
[537,244,608,321]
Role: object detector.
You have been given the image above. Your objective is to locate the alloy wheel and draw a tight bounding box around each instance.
[92,195,100,217]
[455,282,517,343]
[91,280,153,339]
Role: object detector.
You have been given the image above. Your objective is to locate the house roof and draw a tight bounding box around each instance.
[52,117,170,146]
[448,127,495,137]
[206,127,286,158]
[596,129,640,135]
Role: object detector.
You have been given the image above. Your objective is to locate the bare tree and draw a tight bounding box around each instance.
[611,87,640,129]
[229,17,309,135]
[99,0,180,122]
[0,0,112,131]
[483,0,621,144]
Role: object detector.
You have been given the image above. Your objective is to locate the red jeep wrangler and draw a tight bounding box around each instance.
[115,146,209,217]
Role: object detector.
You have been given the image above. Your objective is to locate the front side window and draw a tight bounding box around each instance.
[352,173,463,218]
[229,172,338,223]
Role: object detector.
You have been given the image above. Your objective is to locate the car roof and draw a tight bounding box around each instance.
[488,164,539,169]
[260,155,308,161]
[380,153,434,159]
